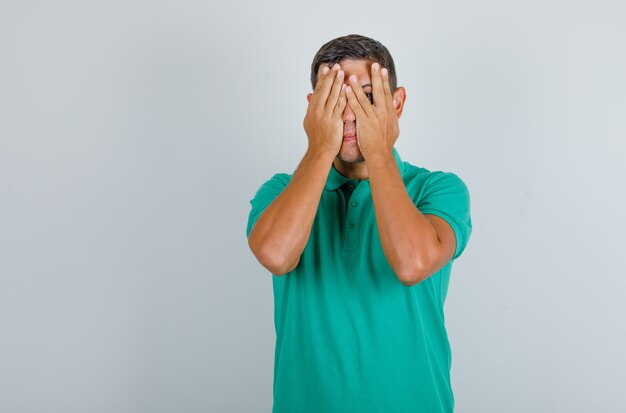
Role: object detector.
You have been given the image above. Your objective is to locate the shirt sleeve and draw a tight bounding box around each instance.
[416,172,472,261]
[246,173,292,238]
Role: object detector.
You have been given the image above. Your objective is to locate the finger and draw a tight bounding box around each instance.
[314,64,330,93]
[308,64,330,110]
[347,74,374,118]
[313,63,339,115]
[332,84,347,119]
[310,64,331,106]
[325,68,344,115]
[381,67,394,110]
[345,84,368,120]
[320,63,340,100]
[370,62,386,111]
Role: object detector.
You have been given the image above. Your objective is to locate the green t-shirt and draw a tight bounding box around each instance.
[246,147,472,413]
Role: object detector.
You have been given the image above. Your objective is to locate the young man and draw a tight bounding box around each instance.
[246,34,472,413]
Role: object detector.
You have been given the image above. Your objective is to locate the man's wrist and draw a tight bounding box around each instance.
[304,147,338,163]
[364,146,394,166]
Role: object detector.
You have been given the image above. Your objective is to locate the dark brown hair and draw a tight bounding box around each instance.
[310,34,398,93]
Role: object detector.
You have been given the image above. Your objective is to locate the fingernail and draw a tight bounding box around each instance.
[372,62,380,70]
[337,70,343,78]
[349,75,357,83]
[381,68,388,77]
[322,66,329,74]
[332,63,340,70]
[346,85,352,93]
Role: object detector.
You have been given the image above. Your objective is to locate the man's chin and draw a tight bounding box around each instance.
[337,145,365,163]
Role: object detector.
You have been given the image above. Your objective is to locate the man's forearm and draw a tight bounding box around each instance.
[367,150,440,285]
[248,149,335,275]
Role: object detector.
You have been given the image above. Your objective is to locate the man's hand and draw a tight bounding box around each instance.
[303,63,348,157]
[345,62,399,159]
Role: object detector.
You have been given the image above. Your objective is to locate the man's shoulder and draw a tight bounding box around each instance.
[264,172,293,185]
[401,161,468,192]
[254,172,293,189]
[401,160,432,179]
[401,160,448,183]
[251,172,293,199]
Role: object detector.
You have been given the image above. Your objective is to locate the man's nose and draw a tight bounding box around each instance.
[342,100,356,122]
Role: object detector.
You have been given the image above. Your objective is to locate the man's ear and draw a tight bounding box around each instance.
[307,93,312,103]
[392,87,407,119]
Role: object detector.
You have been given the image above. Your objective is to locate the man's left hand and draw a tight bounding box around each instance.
[345,62,399,159]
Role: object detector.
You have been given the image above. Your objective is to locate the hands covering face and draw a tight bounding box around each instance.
[302,61,399,160]
[302,63,347,157]
[345,62,400,159]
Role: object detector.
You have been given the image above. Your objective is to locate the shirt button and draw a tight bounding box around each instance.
[348,184,355,191]
[351,201,358,208]
[349,222,356,229]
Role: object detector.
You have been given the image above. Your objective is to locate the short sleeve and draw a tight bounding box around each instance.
[246,173,292,238]
[417,172,472,261]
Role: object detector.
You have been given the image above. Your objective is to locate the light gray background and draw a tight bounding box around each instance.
[1,0,624,412]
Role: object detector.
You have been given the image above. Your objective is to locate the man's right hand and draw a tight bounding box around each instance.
[303,63,347,157]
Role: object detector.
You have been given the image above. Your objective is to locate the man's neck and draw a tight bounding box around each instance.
[333,158,369,181]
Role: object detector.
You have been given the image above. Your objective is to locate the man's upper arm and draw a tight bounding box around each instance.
[417,172,473,263]
[246,173,292,238]
[423,214,457,271]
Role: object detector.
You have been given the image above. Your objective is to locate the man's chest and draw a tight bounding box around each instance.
[302,188,391,270]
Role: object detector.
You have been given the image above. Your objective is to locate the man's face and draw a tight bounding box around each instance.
[310,58,376,164]
[334,58,374,164]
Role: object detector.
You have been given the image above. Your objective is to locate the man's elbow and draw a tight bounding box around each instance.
[397,271,425,287]
[394,258,432,287]
[248,238,298,276]
[261,254,299,276]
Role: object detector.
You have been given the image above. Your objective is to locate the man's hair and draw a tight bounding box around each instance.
[310,34,398,94]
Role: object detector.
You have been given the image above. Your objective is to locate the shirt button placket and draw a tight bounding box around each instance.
[344,183,360,255]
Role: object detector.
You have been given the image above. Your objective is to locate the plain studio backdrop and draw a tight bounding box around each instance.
[1,0,624,412]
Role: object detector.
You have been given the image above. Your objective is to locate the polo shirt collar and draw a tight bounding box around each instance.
[324,147,406,191]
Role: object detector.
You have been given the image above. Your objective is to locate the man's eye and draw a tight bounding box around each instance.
[365,93,373,104]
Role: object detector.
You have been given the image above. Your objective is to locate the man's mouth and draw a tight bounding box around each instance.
[344,123,357,141]
[343,130,357,141]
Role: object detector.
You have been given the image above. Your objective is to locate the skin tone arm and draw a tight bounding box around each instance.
[345,63,457,286]
[247,64,348,275]
[367,153,456,286]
